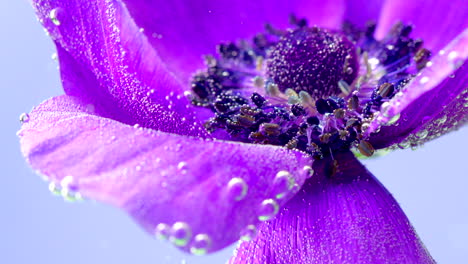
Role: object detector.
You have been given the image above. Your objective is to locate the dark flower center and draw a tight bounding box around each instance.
[267,27,359,98]
[188,17,431,160]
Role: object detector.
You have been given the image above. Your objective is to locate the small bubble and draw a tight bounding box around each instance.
[385,113,401,126]
[419,76,429,84]
[227,177,248,201]
[436,115,447,124]
[177,161,188,174]
[345,67,354,74]
[273,171,296,199]
[19,113,30,123]
[133,124,140,129]
[155,223,171,240]
[170,222,192,247]
[258,199,279,221]
[240,225,257,241]
[190,234,212,255]
[49,8,61,26]
[415,130,428,139]
[303,166,314,178]
[48,182,61,196]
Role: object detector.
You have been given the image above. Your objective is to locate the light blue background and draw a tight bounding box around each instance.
[1,1,467,263]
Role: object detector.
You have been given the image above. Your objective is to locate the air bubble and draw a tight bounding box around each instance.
[155,223,171,240]
[303,165,314,178]
[415,130,428,139]
[49,8,61,26]
[190,234,212,255]
[385,113,401,126]
[227,177,248,201]
[19,113,30,123]
[177,161,188,174]
[258,199,279,221]
[273,171,296,199]
[170,222,192,247]
[240,225,257,241]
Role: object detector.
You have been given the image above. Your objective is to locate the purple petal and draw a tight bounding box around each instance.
[368,29,468,149]
[122,0,347,83]
[376,0,468,52]
[33,0,206,136]
[229,152,434,264]
[18,95,313,254]
[344,0,386,27]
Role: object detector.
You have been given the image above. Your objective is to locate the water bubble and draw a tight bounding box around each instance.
[240,224,257,241]
[385,113,401,126]
[170,222,192,247]
[177,161,188,174]
[258,199,279,221]
[227,177,248,201]
[436,115,447,125]
[415,129,428,139]
[48,182,61,196]
[155,223,171,240]
[273,171,296,199]
[49,8,61,26]
[190,234,212,255]
[303,166,314,178]
[419,76,429,84]
[19,113,30,123]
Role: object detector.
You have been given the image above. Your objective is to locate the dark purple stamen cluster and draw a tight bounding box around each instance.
[189,18,431,159]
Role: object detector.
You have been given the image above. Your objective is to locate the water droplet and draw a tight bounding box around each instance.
[133,124,140,129]
[49,8,61,26]
[177,161,188,174]
[240,224,257,241]
[258,199,279,221]
[19,113,30,123]
[415,130,428,139]
[190,234,212,255]
[170,222,192,247]
[227,177,248,201]
[385,113,401,126]
[419,76,429,84]
[155,223,171,240]
[48,182,61,196]
[436,115,447,125]
[303,165,314,178]
[345,67,353,74]
[273,171,296,199]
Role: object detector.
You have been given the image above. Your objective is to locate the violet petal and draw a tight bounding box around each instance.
[229,152,435,264]
[344,0,386,28]
[33,0,206,136]
[368,29,468,149]
[122,0,348,84]
[376,0,468,52]
[18,95,313,254]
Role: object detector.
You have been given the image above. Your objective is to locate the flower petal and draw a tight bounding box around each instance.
[344,0,386,28]
[229,152,435,264]
[368,29,468,149]
[18,95,313,254]
[376,0,468,52]
[122,0,347,83]
[33,0,206,136]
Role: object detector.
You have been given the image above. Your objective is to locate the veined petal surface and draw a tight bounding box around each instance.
[18,95,313,254]
[33,0,206,136]
[230,152,434,264]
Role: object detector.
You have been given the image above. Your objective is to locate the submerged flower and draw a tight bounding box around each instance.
[19,0,467,263]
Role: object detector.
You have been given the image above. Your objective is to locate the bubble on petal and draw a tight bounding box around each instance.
[49,8,61,26]
[170,222,192,247]
[258,199,280,221]
[155,223,171,240]
[273,170,296,199]
[226,177,249,201]
[189,234,212,255]
[240,224,257,241]
[19,113,30,123]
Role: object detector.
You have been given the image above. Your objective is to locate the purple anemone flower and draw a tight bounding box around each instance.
[19,0,467,263]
